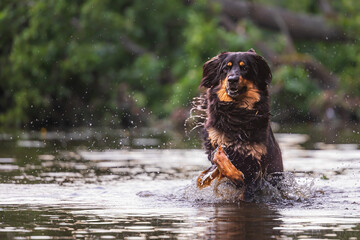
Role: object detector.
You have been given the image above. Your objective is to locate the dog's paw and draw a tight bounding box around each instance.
[213,146,245,185]
[197,164,221,189]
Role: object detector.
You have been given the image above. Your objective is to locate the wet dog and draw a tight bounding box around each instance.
[195,49,283,201]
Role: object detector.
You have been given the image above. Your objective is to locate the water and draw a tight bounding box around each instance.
[0,128,360,239]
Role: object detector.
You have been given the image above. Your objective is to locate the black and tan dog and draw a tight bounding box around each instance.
[196,49,283,201]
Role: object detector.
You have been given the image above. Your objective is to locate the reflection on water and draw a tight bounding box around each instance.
[1,203,283,239]
[0,128,360,239]
[1,203,285,239]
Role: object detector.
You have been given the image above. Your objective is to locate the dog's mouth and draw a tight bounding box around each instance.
[226,86,247,98]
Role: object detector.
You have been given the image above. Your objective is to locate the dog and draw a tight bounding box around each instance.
[195,49,283,201]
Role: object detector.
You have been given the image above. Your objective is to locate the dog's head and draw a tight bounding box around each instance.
[200,49,272,104]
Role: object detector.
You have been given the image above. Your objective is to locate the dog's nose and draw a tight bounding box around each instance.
[228,75,239,83]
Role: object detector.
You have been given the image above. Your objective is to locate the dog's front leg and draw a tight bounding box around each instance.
[213,146,245,186]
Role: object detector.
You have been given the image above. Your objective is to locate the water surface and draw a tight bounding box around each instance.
[0,128,360,239]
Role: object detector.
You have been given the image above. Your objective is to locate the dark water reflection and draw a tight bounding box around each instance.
[0,127,360,239]
[1,203,283,239]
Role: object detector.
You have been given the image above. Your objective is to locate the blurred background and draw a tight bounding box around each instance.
[0,0,359,135]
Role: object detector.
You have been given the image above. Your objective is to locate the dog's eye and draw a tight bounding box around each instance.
[223,62,232,72]
[240,62,248,71]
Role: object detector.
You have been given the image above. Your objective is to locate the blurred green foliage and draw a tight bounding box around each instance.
[0,0,359,129]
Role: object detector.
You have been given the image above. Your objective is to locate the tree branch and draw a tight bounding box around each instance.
[214,0,347,41]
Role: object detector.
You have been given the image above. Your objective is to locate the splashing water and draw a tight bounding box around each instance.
[175,172,315,205]
[184,95,207,135]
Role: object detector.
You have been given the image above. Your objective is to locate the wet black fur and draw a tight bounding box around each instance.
[200,50,283,186]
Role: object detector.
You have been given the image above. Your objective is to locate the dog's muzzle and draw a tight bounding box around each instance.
[226,76,247,98]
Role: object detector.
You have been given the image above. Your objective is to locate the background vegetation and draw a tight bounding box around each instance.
[0,0,359,130]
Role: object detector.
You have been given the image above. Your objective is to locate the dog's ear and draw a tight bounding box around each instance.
[248,48,256,53]
[253,55,272,85]
[200,53,226,88]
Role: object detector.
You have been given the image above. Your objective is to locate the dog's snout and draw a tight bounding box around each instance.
[228,75,239,83]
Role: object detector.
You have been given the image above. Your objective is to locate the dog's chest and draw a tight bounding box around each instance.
[207,127,267,160]
[207,127,231,146]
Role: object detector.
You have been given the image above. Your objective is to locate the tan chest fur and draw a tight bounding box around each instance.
[207,127,231,147]
[207,127,267,160]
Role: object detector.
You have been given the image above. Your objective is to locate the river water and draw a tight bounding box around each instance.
[0,127,359,239]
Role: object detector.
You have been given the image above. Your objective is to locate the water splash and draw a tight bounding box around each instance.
[181,177,244,203]
[178,172,315,204]
[265,172,315,201]
[184,95,207,135]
